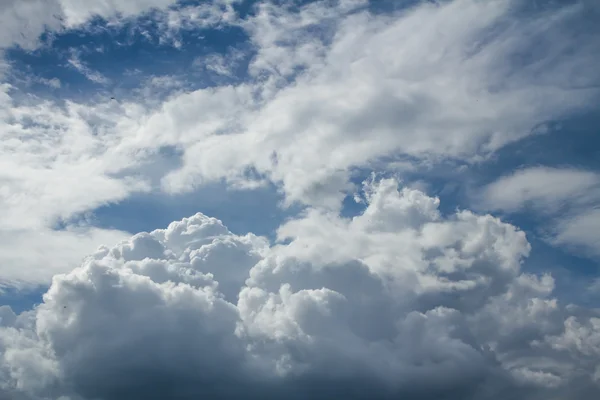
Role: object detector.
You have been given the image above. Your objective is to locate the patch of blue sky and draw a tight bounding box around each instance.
[89,180,302,241]
[0,285,45,314]
[3,8,254,103]
[473,112,600,180]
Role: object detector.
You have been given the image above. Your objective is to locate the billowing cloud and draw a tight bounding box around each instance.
[1,178,599,399]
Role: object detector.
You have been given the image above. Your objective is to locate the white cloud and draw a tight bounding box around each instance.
[195,47,247,78]
[58,0,181,26]
[0,0,597,296]
[0,0,250,286]
[67,51,110,84]
[0,0,63,50]
[0,85,152,284]
[39,77,61,88]
[0,227,130,287]
[0,0,238,52]
[475,167,600,214]
[0,178,599,399]
[475,167,600,258]
[552,208,600,258]
[139,0,600,210]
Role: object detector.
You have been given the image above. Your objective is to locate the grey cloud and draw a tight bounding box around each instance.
[1,178,599,399]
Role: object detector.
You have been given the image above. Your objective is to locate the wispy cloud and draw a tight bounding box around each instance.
[475,167,600,214]
[67,50,110,84]
[475,166,600,258]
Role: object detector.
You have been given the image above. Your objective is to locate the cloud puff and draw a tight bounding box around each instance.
[1,178,599,399]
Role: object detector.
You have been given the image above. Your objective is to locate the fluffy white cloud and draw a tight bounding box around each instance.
[58,0,182,26]
[0,178,599,399]
[0,2,597,396]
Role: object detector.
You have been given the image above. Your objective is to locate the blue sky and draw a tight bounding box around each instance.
[0,1,599,399]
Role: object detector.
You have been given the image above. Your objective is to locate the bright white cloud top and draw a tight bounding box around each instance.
[0,0,599,399]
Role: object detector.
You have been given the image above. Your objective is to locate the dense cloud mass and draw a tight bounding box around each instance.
[1,178,599,399]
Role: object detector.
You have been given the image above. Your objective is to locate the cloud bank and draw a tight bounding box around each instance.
[1,178,599,399]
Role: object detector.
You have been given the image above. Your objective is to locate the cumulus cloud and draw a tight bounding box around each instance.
[0,178,599,399]
[0,0,172,53]
[0,3,597,397]
[0,0,63,50]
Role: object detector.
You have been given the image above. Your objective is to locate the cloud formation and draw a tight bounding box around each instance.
[154,0,600,209]
[476,167,600,214]
[0,0,598,285]
[0,3,598,397]
[476,166,600,258]
[1,178,599,399]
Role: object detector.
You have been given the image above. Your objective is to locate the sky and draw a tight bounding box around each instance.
[0,0,599,398]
